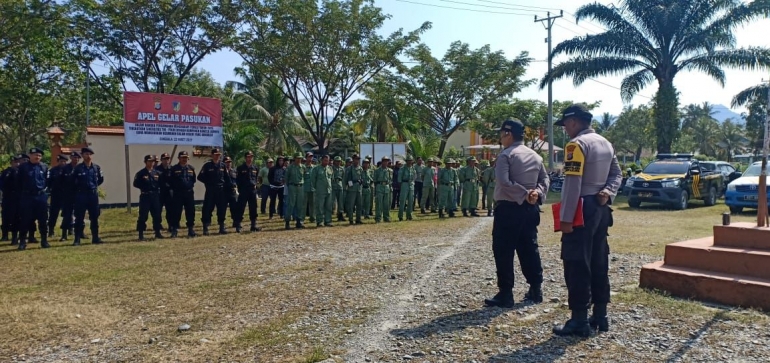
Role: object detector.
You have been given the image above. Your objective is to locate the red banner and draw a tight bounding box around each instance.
[123,91,223,146]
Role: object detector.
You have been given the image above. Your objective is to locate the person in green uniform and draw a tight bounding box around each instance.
[311,155,334,227]
[365,155,374,217]
[398,155,417,221]
[332,156,345,221]
[258,158,272,215]
[344,154,364,225]
[284,153,305,230]
[482,158,497,216]
[460,157,481,216]
[302,152,315,224]
[438,159,456,218]
[361,158,374,219]
[373,156,392,223]
[451,160,460,212]
[421,157,436,214]
[343,157,352,217]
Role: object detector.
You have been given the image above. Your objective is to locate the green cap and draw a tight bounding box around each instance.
[333,156,342,161]
[467,156,477,162]
[293,152,304,159]
[405,155,414,161]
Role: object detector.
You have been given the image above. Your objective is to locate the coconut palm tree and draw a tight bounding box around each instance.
[717,118,747,161]
[732,85,768,153]
[597,112,615,134]
[344,75,409,142]
[539,0,770,154]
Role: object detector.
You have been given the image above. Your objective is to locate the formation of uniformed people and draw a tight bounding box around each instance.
[0,147,103,250]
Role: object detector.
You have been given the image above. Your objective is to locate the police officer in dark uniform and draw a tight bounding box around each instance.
[169,151,197,238]
[223,156,241,231]
[484,119,549,308]
[551,104,622,337]
[155,152,173,231]
[46,154,68,237]
[73,147,104,246]
[59,151,81,241]
[16,148,50,250]
[236,150,261,232]
[197,148,228,235]
[133,155,165,241]
[1,155,22,245]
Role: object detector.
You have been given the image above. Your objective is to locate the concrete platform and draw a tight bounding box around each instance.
[664,237,770,280]
[640,261,770,310]
[713,222,770,249]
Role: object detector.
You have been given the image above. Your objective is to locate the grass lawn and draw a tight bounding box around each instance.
[0,193,767,361]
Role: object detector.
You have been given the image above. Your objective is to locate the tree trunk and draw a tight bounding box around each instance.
[653,80,680,154]
[437,138,448,158]
[635,146,643,163]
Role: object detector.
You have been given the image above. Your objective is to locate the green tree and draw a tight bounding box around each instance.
[596,112,615,134]
[716,118,747,161]
[540,0,770,154]
[71,0,242,106]
[732,84,768,154]
[0,0,62,59]
[235,0,429,155]
[344,74,410,143]
[604,104,654,162]
[396,41,532,157]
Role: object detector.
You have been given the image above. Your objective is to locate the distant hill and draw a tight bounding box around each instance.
[711,104,744,124]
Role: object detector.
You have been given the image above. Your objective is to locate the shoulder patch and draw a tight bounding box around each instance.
[564,142,585,176]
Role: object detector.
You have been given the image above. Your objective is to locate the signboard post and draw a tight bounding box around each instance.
[122,91,223,211]
[759,92,769,227]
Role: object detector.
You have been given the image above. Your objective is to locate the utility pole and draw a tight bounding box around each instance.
[85,64,91,127]
[759,79,770,227]
[535,10,563,172]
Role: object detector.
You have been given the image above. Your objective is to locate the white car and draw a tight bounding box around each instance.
[725,161,769,214]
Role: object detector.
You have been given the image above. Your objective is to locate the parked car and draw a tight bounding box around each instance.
[725,161,770,214]
[699,161,739,196]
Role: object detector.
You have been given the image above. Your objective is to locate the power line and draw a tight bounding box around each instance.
[535,10,563,172]
[564,11,608,33]
[395,0,534,15]
[439,0,538,12]
[474,0,560,11]
[586,78,653,100]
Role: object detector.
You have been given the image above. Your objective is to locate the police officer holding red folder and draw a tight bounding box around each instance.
[552,104,622,337]
[484,119,549,309]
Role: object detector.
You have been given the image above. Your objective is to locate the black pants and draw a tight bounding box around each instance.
[481,183,488,209]
[237,188,258,225]
[47,191,64,232]
[1,197,18,233]
[415,182,423,207]
[74,190,100,239]
[60,195,75,231]
[492,201,543,295]
[269,187,284,218]
[160,190,173,228]
[391,189,400,209]
[561,196,612,310]
[20,194,47,239]
[201,187,227,226]
[227,191,239,226]
[137,193,162,232]
[172,190,195,228]
[260,185,270,214]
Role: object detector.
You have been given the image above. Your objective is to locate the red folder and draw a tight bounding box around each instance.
[552,198,584,232]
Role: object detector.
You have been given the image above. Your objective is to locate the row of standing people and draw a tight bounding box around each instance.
[0,147,104,250]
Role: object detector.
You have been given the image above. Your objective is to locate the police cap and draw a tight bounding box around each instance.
[178,151,189,158]
[211,148,221,155]
[144,154,157,162]
[362,158,370,164]
[29,147,44,155]
[81,147,94,155]
[70,151,81,158]
[500,118,525,136]
[160,152,170,160]
[351,153,360,159]
[224,156,232,163]
[244,150,254,157]
[57,154,69,162]
[555,103,593,126]
[305,151,314,157]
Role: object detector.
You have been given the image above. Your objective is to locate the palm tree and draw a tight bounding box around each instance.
[539,0,770,154]
[717,118,747,161]
[405,129,441,161]
[597,112,615,134]
[344,76,407,142]
[691,117,720,157]
[732,85,768,154]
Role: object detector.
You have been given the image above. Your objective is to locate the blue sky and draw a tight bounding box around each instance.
[195,0,770,116]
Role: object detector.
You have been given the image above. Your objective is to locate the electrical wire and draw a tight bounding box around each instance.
[395,0,534,15]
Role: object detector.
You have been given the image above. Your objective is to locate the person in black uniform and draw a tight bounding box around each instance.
[169,151,197,238]
[1,155,22,245]
[154,152,173,232]
[15,154,40,244]
[16,148,50,250]
[59,152,81,241]
[133,155,165,241]
[267,156,286,219]
[46,154,68,238]
[197,148,228,235]
[236,150,262,232]
[73,147,104,246]
[484,119,549,308]
[223,156,241,231]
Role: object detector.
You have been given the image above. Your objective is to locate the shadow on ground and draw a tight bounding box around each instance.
[390,306,513,339]
[487,335,583,363]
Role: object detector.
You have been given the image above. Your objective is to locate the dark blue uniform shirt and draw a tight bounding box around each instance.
[236,163,259,190]
[17,162,48,194]
[170,164,196,191]
[47,165,66,192]
[73,163,104,191]
[197,160,226,187]
[61,164,78,193]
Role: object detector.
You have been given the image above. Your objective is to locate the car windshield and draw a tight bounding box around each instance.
[643,161,689,175]
[700,163,717,171]
[741,164,768,177]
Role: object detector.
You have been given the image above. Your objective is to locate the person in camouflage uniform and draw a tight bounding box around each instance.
[482,158,497,217]
[373,156,392,223]
[284,153,305,230]
[438,159,456,218]
[361,158,374,219]
[460,156,481,217]
[331,156,345,222]
[311,155,334,227]
[343,154,364,225]
[421,157,437,214]
[398,155,417,221]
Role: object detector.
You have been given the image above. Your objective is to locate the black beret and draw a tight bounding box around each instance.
[81,147,94,154]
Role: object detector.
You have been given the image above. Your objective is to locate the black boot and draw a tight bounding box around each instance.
[439,209,445,218]
[18,237,27,251]
[296,221,305,229]
[154,230,165,239]
[28,231,38,243]
[250,221,261,232]
[170,227,178,238]
[0,230,7,241]
[337,213,344,222]
[462,209,468,217]
[524,284,543,303]
[487,209,492,217]
[448,209,456,218]
[219,224,227,235]
[589,304,609,332]
[73,230,81,246]
[10,231,18,246]
[48,226,54,238]
[484,291,514,308]
[202,224,210,236]
[553,309,591,337]
[40,235,50,249]
[285,221,290,230]
[187,226,197,237]
[138,230,146,241]
[470,208,480,217]
[421,208,426,214]
[59,229,68,241]
[235,225,242,233]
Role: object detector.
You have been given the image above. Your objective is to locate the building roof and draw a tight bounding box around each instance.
[47,126,65,135]
[61,143,88,155]
[87,126,125,135]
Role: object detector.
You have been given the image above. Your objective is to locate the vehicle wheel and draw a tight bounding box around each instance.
[704,186,717,206]
[628,199,641,208]
[675,190,688,210]
[729,206,743,214]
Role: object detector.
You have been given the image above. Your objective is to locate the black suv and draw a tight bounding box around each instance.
[624,154,725,210]
[699,161,739,196]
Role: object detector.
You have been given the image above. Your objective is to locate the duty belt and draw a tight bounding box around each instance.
[441,183,453,186]
[23,190,46,195]
[77,189,98,194]
[378,182,389,185]
[362,185,370,189]
[141,191,159,195]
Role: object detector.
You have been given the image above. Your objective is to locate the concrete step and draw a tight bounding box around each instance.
[713,223,770,250]
[640,261,770,311]
[664,237,770,280]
